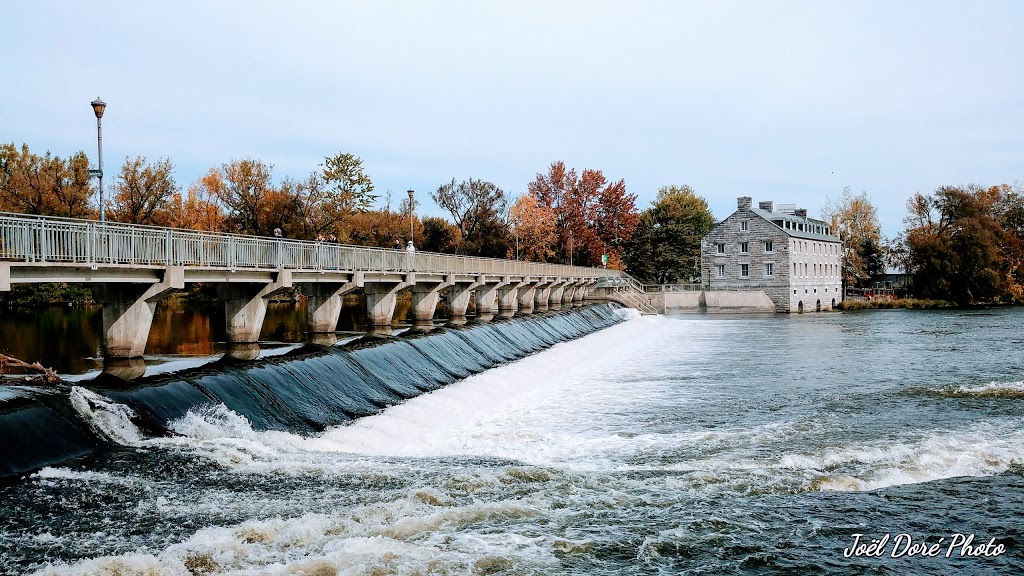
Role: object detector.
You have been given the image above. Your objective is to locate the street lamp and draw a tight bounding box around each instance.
[407,189,415,246]
[91,97,107,222]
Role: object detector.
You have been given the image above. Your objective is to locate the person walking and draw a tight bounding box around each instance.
[406,240,416,271]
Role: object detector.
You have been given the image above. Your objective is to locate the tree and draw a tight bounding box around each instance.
[822,187,884,290]
[420,216,459,253]
[527,161,639,267]
[165,183,226,231]
[431,178,509,257]
[205,159,283,235]
[0,143,94,217]
[508,194,557,261]
[107,156,179,225]
[287,152,377,238]
[902,185,1007,303]
[624,185,714,284]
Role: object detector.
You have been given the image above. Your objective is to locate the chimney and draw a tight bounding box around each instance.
[794,208,807,217]
[737,196,752,210]
[758,201,773,212]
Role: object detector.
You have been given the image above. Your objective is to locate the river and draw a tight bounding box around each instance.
[1,308,1022,575]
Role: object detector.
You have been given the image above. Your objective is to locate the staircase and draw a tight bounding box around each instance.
[593,274,660,315]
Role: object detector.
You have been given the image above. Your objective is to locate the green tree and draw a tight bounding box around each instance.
[624,185,714,283]
[431,178,509,257]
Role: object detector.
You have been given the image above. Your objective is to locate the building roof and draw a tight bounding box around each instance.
[749,207,840,242]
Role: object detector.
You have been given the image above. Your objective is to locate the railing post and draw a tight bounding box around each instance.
[165,230,172,266]
[39,222,47,263]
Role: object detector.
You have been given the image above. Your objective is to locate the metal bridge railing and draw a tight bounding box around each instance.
[0,212,622,279]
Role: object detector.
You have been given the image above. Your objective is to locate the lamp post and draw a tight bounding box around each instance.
[407,189,415,246]
[568,229,573,267]
[91,97,107,222]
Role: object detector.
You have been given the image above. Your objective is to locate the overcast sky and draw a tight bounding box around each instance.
[3,1,1022,236]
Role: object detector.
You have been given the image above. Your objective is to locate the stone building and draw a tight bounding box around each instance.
[702,197,842,313]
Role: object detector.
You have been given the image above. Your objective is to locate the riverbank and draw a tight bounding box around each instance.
[836,298,954,311]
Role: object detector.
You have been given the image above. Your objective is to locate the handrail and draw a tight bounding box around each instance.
[0,212,624,279]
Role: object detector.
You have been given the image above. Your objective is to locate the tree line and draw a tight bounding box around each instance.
[824,183,1024,305]
[0,143,659,269]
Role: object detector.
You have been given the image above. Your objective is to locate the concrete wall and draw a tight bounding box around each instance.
[604,290,775,314]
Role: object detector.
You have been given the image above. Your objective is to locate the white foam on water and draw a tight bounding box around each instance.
[31,497,562,576]
[68,386,146,446]
[951,380,1024,397]
[787,421,1024,492]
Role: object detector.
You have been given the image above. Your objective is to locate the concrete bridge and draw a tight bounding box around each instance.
[0,212,625,358]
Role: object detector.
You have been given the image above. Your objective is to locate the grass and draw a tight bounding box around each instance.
[836,298,955,311]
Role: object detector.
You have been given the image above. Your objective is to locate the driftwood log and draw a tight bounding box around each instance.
[0,354,62,385]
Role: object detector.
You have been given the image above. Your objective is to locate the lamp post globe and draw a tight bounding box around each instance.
[91,98,107,222]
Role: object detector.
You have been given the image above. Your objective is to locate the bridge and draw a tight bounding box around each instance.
[0,212,645,358]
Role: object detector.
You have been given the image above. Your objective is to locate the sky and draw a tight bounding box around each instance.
[3,0,1022,237]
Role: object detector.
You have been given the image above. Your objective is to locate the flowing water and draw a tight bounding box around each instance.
[1,307,1023,575]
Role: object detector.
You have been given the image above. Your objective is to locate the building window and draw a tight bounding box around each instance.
[740,242,748,253]
[716,264,725,278]
[764,240,774,253]
[740,264,749,277]
[717,243,725,254]
[740,220,748,231]
[764,263,774,277]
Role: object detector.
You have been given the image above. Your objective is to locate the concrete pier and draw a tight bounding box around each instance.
[92,267,185,357]
[306,273,362,333]
[410,274,452,325]
[364,277,409,327]
[218,270,294,344]
[548,281,567,310]
[445,278,480,322]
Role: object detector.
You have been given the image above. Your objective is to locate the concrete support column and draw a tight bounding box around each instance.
[446,278,480,321]
[364,280,407,327]
[548,281,567,310]
[517,282,537,314]
[497,277,520,318]
[475,276,506,320]
[534,280,552,312]
[306,273,362,333]
[574,282,588,304]
[218,270,293,344]
[411,275,451,325]
[562,284,577,307]
[92,267,185,358]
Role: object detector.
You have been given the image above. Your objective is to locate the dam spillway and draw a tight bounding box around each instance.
[0,304,626,481]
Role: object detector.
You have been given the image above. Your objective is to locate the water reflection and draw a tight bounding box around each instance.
[0,290,430,376]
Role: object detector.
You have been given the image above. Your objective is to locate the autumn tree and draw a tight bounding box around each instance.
[624,185,714,284]
[201,159,292,236]
[165,182,227,231]
[346,209,411,248]
[107,156,179,225]
[431,178,509,257]
[508,194,557,261]
[822,187,884,290]
[902,184,1008,303]
[0,143,94,217]
[527,161,638,267]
